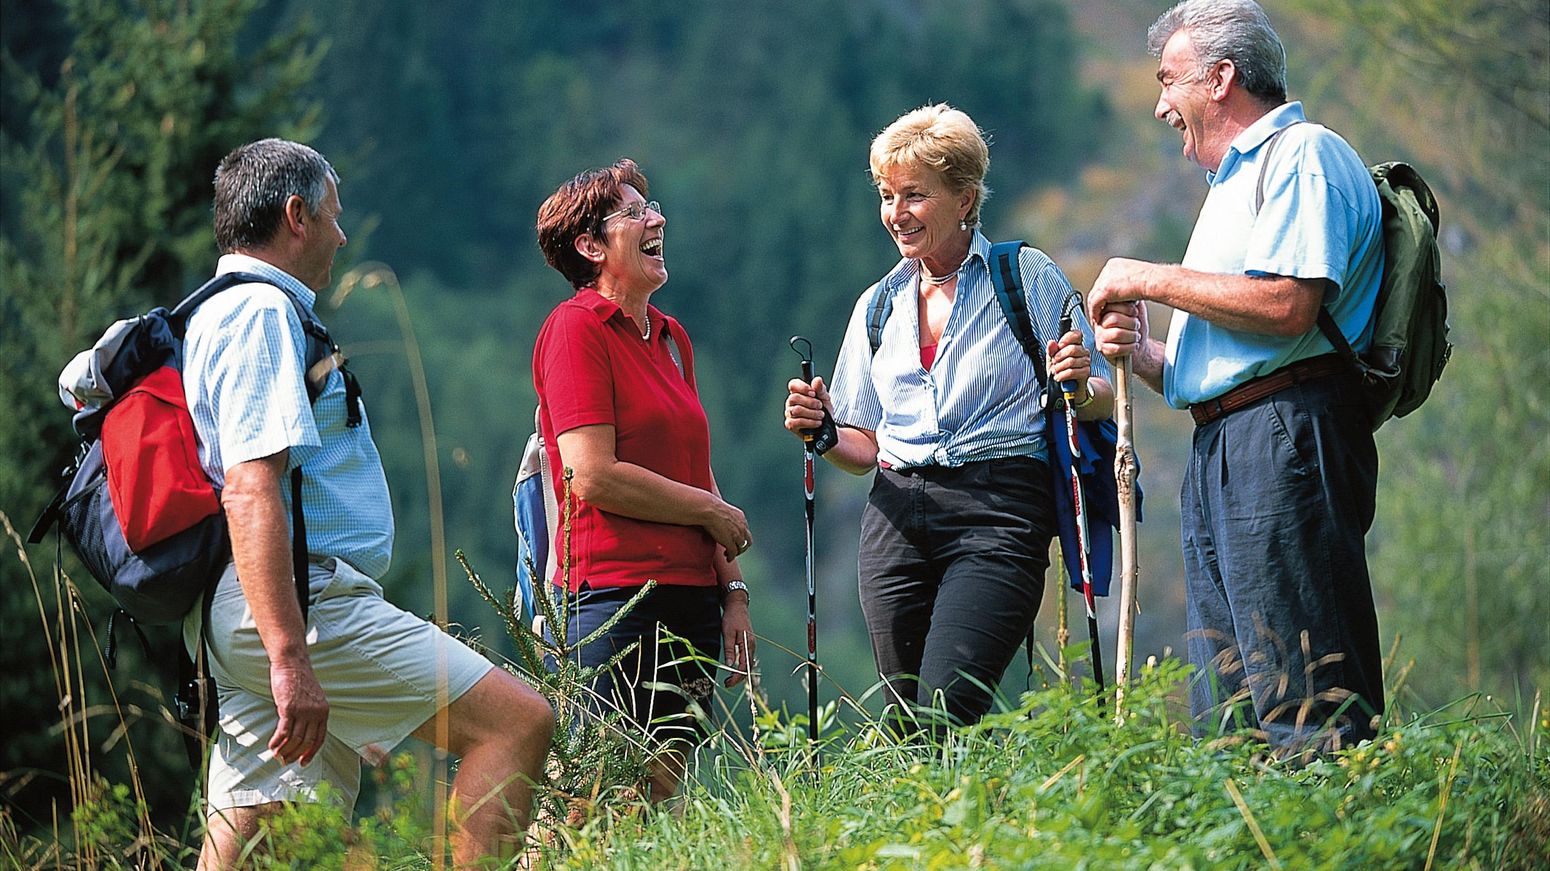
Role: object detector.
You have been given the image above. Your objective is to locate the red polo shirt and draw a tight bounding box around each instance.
[533,289,717,591]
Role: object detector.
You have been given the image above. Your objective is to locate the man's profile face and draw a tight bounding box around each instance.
[1154,30,1217,171]
[297,177,347,290]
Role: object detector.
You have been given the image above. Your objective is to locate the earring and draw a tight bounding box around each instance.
[959,218,970,231]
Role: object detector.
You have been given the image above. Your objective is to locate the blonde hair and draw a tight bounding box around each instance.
[869,103,991,227]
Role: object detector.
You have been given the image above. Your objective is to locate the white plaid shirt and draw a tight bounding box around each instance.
[182,254,394,578]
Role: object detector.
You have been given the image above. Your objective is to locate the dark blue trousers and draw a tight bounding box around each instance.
[1183,374,1383,751]
[548,583,722,749]
[859,456,1054,730]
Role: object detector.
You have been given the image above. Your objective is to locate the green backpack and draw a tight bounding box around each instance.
[1260,127,1452,429]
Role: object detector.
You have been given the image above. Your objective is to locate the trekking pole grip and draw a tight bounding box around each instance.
[790,336,816,444]
[1058,313,1078,400]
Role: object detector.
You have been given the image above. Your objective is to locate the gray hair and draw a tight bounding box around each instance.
[1147,0,1287,106]
[213,138,339,253]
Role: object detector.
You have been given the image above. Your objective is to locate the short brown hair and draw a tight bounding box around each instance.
[869,104,991,227]
[536,159,650,290]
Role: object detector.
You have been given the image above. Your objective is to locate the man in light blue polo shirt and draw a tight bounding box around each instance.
[1087,0,1385,754]
[185,139,552,867]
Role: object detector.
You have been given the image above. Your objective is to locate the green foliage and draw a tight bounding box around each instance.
[459,544,679,824]
[0,0,324,832]
[6,562,1545,869]
[1284,0,1550,706]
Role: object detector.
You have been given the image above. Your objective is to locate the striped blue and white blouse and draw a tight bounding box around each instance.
[829,231,1109,469]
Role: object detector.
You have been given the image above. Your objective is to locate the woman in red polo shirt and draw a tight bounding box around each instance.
[533,159,755,802]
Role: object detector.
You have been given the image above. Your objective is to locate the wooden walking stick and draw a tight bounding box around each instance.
[1056,546,1070,685]
[1112,354,1141,721]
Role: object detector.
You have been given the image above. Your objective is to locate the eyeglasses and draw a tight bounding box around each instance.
[602,200,662,223]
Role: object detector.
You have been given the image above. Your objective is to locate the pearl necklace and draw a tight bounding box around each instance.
[920,268,958,286]
[640,310,652,340]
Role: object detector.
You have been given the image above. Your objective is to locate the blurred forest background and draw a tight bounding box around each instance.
[2,0,1545,834]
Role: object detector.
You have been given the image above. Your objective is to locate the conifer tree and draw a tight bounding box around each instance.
[0,0,323,827]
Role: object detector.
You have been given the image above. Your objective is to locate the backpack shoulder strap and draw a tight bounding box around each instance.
[175,271,357,418]
[1253,124,1366,371]
[172,271,331,356]
[661,316,688,381]
[864,280,892,356]
[167,271,271,328]
[169,273,313,642]
[987,240,1048,390]
[1254,121,1303,213]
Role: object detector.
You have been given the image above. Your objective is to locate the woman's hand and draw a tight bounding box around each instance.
[784,376,833,439]
[785,376,881,475]
[558,425,752,556]
[700,498,751,560]
[720,595,754,687]
[1047,329,1094,400]
[1047,329,1116,420]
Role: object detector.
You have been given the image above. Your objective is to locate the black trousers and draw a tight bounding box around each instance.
[859,455,1055,730]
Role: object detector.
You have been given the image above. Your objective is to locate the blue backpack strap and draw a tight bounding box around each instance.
[987,240,1048,392]
[864,281,891,356]
[986,240,1133,599]
[660,315,689,382]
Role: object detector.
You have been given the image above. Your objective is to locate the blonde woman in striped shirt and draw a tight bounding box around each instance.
[783,104,1112,734]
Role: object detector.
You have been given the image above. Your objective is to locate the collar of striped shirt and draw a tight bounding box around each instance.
[833,231,1071,469]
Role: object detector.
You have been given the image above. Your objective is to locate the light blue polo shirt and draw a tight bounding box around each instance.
[1162,101,1385,409]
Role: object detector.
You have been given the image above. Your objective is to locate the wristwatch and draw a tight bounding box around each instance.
[1072,383,1097,409]
[720,580,749,603]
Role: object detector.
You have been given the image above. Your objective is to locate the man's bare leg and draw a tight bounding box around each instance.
[198,802,283,869]
[412,668,554,867]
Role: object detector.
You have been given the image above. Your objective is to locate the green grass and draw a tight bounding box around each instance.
[4,526,1546,870]
[9,658,1546,870]
[536,658,1549,871]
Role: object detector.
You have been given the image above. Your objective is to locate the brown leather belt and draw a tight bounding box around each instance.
[1189,353,1350,425]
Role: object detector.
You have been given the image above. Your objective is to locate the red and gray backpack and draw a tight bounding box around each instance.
[30,271,360,634]
[30,271,361,765]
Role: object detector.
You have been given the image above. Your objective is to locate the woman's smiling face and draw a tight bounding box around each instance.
[594,184,667,292]
[876,165,969,267]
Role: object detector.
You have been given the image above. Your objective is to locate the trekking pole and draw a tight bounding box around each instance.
[1112,351,1141,723]
[788,336,820,749]
[1057,313,1106,701]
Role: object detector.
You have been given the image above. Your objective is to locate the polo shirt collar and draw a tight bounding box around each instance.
[1207,100,1306,184]
[573,287,663,332]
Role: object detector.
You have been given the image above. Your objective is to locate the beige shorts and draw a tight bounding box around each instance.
[183,557,493,811]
